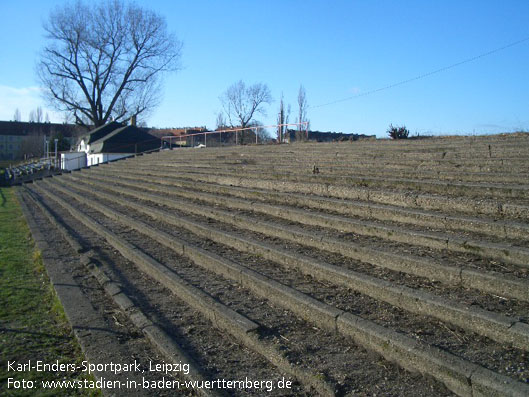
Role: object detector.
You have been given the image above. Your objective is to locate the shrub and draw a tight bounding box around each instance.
[387,124,409,139]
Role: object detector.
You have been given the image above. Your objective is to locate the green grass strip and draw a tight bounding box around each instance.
[0,187,100,396]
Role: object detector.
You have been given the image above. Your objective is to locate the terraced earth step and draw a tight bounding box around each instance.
[17,190,208,397]
[31,182,339,396]
[93,165,529,220]
[33,179,529,397]
[62,173,529,303]
[21,189,217,397]
[145,148,529,164]
[135,161,529,184]
[142,159,529,187]
[80,171,529,240]
[31,180,462,396]
[51,177,529,349]
[68,172,529,266]
[119,164,529,201]
[24,133,529,396]
[23,189,330,396]
[146,140,529,167]
[149,152,529,174]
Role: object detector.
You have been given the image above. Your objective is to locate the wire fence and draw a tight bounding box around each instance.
[161,122,309,149]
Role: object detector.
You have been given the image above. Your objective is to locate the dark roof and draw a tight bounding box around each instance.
[81,121,124,144]
[89,125,159,153]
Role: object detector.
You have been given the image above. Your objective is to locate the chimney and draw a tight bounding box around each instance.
[130,115,137,126]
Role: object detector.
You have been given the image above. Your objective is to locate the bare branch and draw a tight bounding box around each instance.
[37,0,182,127]
[297,84,309,131]
[220,81,272,128]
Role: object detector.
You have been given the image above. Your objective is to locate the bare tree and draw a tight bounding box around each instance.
[220,81,272,145]
[37,0,182,127]
[28,107,43,123]
[220,81,272,129]
[216,112,227,129]
[297,84,309,131]
[45,112,50,123]
[13,108,21,122]
[36,106,43,123]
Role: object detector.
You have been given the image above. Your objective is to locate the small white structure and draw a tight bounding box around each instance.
[61,152,87,171]
[77,139,90,154]
[86,152,132,167]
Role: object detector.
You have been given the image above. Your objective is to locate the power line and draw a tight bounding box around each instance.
[311,36,529,109]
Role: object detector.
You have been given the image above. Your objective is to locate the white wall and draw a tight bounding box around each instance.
[61,152,87,171]
[78,139,90,154]
[87,153,132,167]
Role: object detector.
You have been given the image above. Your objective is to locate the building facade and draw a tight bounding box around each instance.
[0,121,85,161]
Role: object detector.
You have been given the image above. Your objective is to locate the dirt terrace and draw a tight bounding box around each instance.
[19,133,529,396]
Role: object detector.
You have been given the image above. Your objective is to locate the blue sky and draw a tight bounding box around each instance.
[1,0,528,137]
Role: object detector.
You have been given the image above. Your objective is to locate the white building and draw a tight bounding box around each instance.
[64,120,159,170]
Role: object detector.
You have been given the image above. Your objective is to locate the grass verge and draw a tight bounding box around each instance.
[0,187,100,396]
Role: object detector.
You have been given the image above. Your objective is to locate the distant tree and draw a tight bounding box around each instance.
[37,0,182,127]
[277,94,285,142]
[216,112,227,129]
[276,93,291,142]
[297,85,309,131]
[220,81,272,144]
[13,108,21,122]
[36,106,43,123]
[220,81,272,128]
[45,112,50,123]
[387,124,409,139]
[28,107,43,123]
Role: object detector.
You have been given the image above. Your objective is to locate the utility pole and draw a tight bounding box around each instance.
[54,139,58,169]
